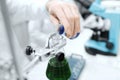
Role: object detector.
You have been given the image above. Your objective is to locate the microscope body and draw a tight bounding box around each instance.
[85,0,120,56]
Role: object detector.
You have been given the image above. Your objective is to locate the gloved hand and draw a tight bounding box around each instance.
[46,0,80,39]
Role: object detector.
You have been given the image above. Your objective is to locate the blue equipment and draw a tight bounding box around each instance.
[78,0,120,56]
[68,54,85,80]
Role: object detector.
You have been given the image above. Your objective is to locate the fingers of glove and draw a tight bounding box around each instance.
[51,5,73,38]
[70,5,80,37]
[50,15,59,25]
[61,5,75,37]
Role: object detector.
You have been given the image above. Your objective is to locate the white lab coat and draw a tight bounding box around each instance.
[6,0,45,49]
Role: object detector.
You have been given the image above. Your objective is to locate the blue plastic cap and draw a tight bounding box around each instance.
[58,25,65,35]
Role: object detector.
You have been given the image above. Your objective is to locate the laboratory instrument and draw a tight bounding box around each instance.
[76,0,120,56]
[68,54,85,80]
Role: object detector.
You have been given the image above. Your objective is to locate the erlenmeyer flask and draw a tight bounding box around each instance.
[46,52,71,80]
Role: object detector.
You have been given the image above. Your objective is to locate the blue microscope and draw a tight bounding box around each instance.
[77,0,120,56]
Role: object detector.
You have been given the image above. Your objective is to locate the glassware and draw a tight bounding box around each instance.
[46,52,71,80]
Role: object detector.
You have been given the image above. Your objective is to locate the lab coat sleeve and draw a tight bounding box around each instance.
[7,0,43,25]
[5,0,46,50]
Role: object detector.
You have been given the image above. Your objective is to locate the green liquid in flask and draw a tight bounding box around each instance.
[46,57,71,80]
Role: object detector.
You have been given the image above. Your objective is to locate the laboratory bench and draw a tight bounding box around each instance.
[28,29,120,80]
